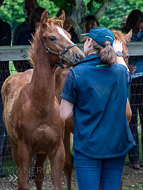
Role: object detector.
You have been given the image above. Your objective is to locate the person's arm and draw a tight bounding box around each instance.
[116,57,130,71]
[113,40,129,70]
[60,70,76,121]
[114,40,136,74]
[113,40,132,87]
[60,99,74,121]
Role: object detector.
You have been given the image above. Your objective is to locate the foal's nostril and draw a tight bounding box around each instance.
[75,53,82,62]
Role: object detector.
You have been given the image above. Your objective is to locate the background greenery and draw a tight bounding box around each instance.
[0,0,143,32]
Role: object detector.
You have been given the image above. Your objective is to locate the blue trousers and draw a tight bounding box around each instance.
[74,151,125,190]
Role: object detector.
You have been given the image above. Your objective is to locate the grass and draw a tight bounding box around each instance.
[9,61,17,75]
[123,184,143,190]
[1,160,17,176]
[125,130,142,166]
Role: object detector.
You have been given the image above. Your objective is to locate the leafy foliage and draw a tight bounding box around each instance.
[87,0,94,12]
[1,0,143,33]
[52,0,76,11]
[0,0,59,31]
[99,0,143,30]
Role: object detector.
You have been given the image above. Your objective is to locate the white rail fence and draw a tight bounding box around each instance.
[0,42,143,62]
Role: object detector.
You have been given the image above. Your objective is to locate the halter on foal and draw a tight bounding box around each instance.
[39,31,77,69]
[1,10,84,190]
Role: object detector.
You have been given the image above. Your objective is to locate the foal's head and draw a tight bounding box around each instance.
[112,30,132,64]
[38,10,84,68]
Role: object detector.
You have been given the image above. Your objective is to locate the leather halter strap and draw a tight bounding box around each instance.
[39,31,77,69]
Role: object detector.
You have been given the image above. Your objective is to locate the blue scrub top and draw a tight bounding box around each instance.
[61,54,135,159]
[128,31,143,78]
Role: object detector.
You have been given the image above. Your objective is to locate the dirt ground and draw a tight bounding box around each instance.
[0,166,143,190]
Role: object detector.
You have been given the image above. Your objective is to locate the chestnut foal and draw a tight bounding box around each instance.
[55,29,133,190]
[1,10,84,190]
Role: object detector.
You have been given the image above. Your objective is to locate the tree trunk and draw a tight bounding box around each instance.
[95,0,115,19]
[71,0,86,41]
[50,0,115,41]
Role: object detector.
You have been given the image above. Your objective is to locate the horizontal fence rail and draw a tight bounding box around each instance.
[0,42,143,61]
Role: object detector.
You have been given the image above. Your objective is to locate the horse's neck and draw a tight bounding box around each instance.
[29,36,56,108]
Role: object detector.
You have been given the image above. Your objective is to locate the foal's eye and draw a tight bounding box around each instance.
[49,36,56,41]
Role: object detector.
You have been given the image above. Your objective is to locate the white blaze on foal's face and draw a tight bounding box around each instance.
[56,27,73,44]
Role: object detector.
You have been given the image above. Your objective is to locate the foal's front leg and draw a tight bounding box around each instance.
[49,142,65,190]
[18,141,34,190]
[34,153,47,190]
[63,128,73,190]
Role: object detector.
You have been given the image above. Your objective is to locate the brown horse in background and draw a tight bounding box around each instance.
[55,29,132,190]
[1,10,84,190]
[112,29,132,124]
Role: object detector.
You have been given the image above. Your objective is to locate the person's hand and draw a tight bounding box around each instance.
[113,40,123,53]
[128,65,136,74]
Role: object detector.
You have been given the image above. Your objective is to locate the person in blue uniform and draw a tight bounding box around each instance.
[60,27,135,190]
[126,9,143,169]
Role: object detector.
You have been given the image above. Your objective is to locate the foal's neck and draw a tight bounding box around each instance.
[30,36,56,108]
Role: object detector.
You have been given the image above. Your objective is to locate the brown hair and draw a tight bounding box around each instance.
[126,9,143,32]
[92,40,116,65]
[83,15,100,27]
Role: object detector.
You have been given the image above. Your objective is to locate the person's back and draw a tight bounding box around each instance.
[65,55,133,158]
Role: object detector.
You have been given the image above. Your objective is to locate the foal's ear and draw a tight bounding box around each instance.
[125,29,132,44]
[41,10,49,26]
[57,10,65,26]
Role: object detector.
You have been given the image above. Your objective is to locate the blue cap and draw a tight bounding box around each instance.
[81,27,114,47]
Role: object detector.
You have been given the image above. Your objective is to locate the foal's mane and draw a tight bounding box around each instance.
[28,17,64,67]
[112,30,126,43]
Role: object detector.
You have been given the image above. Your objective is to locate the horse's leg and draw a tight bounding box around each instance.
[11,140,21,187]
[17,141,34,190]
[120,179,123,190]
[49,142,65,190]
[99,183,101,190]
[63,129,73,190]
[126,98,132,123]
[33,153,47,190]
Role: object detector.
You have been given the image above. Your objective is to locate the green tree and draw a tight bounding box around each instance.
[1,0,143,35]
[0,0,58,31]
[99,0,143,29]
